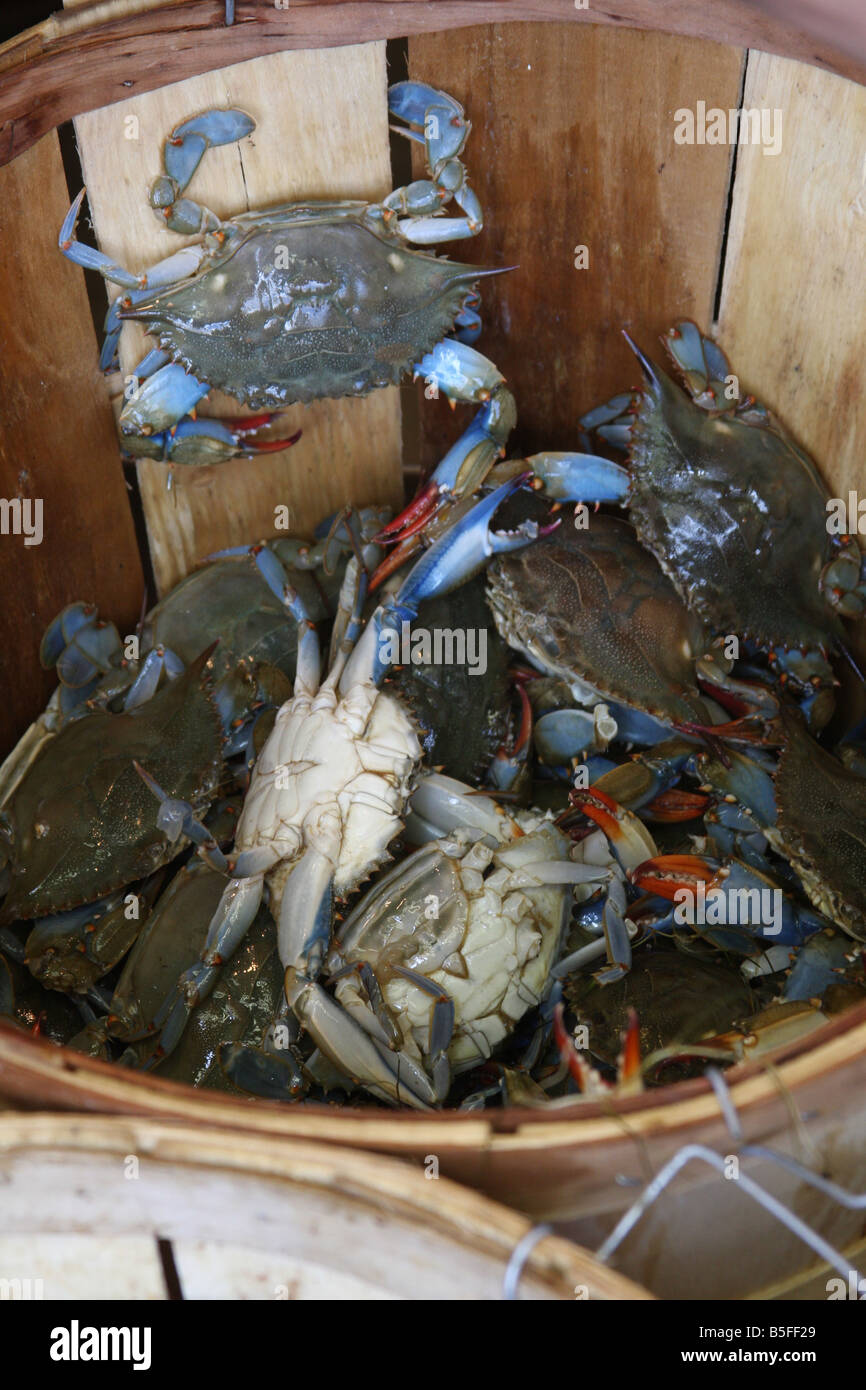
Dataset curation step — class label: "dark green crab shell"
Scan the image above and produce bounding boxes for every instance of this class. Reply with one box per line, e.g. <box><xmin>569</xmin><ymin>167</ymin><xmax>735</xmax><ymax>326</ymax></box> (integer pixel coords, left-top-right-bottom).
<box><xmin>0</xmin><ymin>651</ymin><xmax>223</xmax><ymax>924</ymax></box>
<box><xmin>627</xmin><ymin>360</ymin><xmax>843</xmax><ymax>659</ymax></box>
<box><xmin>124</xmin><ymin>216</ymin><xmax>487</xmax><ymax>406</ymax></box>
<box><xmin>486</xmin><ymin>512</ymin><xmax>712</xmax><ymax>728</ymax></box>
<box><xmin>774</xmin><ymin>706</ymin><xmax>866</xmax><ymax>942</ymax></box>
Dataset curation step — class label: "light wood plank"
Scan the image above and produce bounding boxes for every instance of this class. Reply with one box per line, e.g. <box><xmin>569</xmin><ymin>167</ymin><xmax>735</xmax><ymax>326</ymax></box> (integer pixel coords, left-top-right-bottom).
<box><xmin>72</xmin><ymin>42</ymin><xmax>402</xmax><ymax>593</ymax></box>
<box><xmin>0</xmin><ymin>132</ymin><xmax>144</xmax><ymax>756</ymax></box>
<box><xmin>716</xmin><ymin>52</ymin><xmax>866</xmax><ymax>682</ymax></box>
<box><xmin>408</xmin><ymin>24</ymin><xmax>744</xmax><ymax>475</ymax></box>
<box><xmin>172</xmin><ymin>1240</ymin><xmax>399</xmax><ymax>1300</ymax></box>
<box><xmin>0</xmin><ymin>1233</ymin><xmax>166</xmax><ymax>1299</ymax></box>
<box><xmin>717</xmin><ymin>51</ymin><xmax>866</xmax><ymax>503</ymax></box>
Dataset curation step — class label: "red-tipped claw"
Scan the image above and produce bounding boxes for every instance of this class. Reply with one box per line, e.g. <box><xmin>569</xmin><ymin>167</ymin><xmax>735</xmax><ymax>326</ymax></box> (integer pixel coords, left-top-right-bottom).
<box><xmin>374</xmin><ymin>479</ymin><xmax>443</xmax><ymax>543</ymax></box>
<box><xmin>643</xmin><ymin>789</ymin><xmax>712</xmax><ymax>822</ymax></box>
<box><xmin>630</xmin><ymin>853</ymin><xmax>722</xmax><ymax>900</ymax></box>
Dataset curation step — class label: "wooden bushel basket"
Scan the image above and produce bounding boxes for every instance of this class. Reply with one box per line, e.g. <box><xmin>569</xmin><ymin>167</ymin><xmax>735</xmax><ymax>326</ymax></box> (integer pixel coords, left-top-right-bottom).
<box><xmin>1</xmin><ymin>2</ymin><xmax>866</xmax><ymax>1300</ymax></box>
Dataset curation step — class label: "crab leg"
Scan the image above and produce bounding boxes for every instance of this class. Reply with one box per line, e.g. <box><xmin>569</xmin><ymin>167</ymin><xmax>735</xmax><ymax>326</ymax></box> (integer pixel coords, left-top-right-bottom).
<box><xmin>99</xmin><ymin>246</ymin><xmax>206</xmax><ymax>369</ymax></box>
<box><xmin>286</xmin><ymin>975</ymin><xmax>439</xmax><ymax>1109</ymax></box>
<box><xmin>118</xmin><ymin>361</ymin><xmax>210</xmax><ymax>439</ymax></box>
<box><xmin>386</xmin><ymin>81</ymin><xmax>482</xmax><ymax>243</ymax></box>
<box><xmin>59</xmin><ymin>191</ymin><xmax>145</xmax><ymax>290</ymax></box>
<box><xmin>149</xmin><ymin>108</ymin><xmax>255</xmax><ymax>235</ymax></box>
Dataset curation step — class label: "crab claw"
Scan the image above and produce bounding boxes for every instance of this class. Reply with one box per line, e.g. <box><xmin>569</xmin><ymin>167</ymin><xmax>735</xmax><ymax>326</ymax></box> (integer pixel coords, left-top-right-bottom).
<box><xmin>643</xmin><ymin>789</ymin><xmax>712</xmax><ymax>822</ymax></box>
<box><xmin>629</xmin><ymin>853</ymin><xmax>722</xmax><ymax>900</ymax></box>
<box><xmin>340</xmin><ymin>476</ymin><xmax>544</xmax><ymax>691</ymax></box>
<box><xmin>569</xmin><ymin>787</ymin><xmax>657</xmax><ymax>875</ymax></box>
<box><xmin>488</xmin><ymin>678</ymin><xmax>533</xmax><ymax>792</ymax></box>
<box><xmin>376</xmin><ymin>387</ymin><xmax>517</xmax><ymax>557</ymax></box>
<box><xmin>394</xmin><ymin>474</ymin><xmax>544</xmax><ymax>616</ymax></box>
<box><xmin>618</xmin><ymin>1008</ymin><xmax>642</xmax><ymax>1087</ymax></box>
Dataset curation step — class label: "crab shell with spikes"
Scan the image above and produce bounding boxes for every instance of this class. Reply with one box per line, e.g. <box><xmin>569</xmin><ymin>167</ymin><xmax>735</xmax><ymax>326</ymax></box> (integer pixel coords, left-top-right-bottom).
<box><xmin>382</xmin><ymin>320</ymin><xmax>865</xmax><ymax>699</ymax></box>
<box><xmin>58</xmin><ymin>85</ymin><xmax>515</xmax><ymax>467</ymax></box>
<box><xmin>130</xmin><ymin>480</ymin><xmax>551</xmax><ymax>1089</ymax></box>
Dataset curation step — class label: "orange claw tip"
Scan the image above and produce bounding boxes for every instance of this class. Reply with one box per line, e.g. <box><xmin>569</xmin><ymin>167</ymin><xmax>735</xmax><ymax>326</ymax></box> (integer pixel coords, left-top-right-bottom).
<box><xmin>552</xmin><ymin>1002</ymin><xmax>585</xmax><ymax>1092</ymax></box>
<box><xmin>374</xmin><ymin>480</ymin><xmax>441</xmax><ymax>542</ymax></box>
<box><xmin>644</xmin><ymin>789</ymin><xmax>711</xmax><ymax>822</ymax></box>
<box><xmin>570</xmin><ymin>787</ymin><xmax>624</xmax><ymax>840</ymax></box>
<box><xmin>619</xmin><ymin>1008</ymin><xmax>641</xmax><ymax>1082</ymax></box>
<box><xmin>630</xmin><ymin>853</ymin><xmax>720</xmax><ymax>900</ymax></box>
<box><xmin>221</xmin><ymin>411</ymin><xmax>277</xmax><ymax>431</ymax></box>
<box><xmin>247</xmin><ymin>428</ymin><xmax>302</xmax><ymax>454</ymax></box>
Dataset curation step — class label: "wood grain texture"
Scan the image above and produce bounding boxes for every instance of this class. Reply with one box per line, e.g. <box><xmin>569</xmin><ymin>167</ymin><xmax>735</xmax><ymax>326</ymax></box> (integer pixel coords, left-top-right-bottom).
<box><xmin>717</xmin><ymin>52</ymin><xmax>866</xmax><ymax>503</ymax></box>
<box><xmin>716</xmin><ymin>51</ymin><xmax>866</xmax><ymax>684</ymax></box>
<box><xmin>72</xmin><ymin>42</ymin><xmax>403</xmax><ymax>593</ymax></box>
<box><xmin>0</xmin><ymin>133</ymin><xmax>144</xmax><ymax>755</ymax></box>
<box><xmin>1</xmin><ymin>1009</ymin><xmax>866</xmax><ymax>1297</ymax></box>
<box><xmin>408</xmin><ymin>24</ymin><xmax>744</xmax><ymax>473</ymax></box>
<box><xmin>0</xmin><ymin>1114</ymin><xmax>652</xmax><ymax>1300</ymax></box>
<box><xmin>1</xmin><ymin>1</ymin><xmax>865</xmax><ymax>169</ymax></box>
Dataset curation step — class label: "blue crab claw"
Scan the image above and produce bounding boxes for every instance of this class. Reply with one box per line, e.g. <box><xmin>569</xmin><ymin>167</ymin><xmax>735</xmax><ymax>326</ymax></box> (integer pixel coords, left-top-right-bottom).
<box><xmin>631</xmin><ymin>853</ymin><xmax>827</xmax><ymax>949</ymax></box>
<box><xmin>388</xmin><ymin>81</ymin><xmax>469</xmax><ymax>172</ymax></box>
<box><xmin>375</xmin><ymin>390</ymin><xmax>517</xmax><ymax>553</ymax></box>
<box><xmin>133</xmin><ymin>760</ymin><xmax>229</xmax><ymax>873</ymax></box>
<box><xmin>118</xmin><ymin>362</ymin><xmax>210</xmax><ymax>439</ymax></box>
<box><xmin>488</xmin><ymin>678</ymin><xmax>533</xmax><ymax>792</ymax></box>
<box><xmin>160</xmin><ymin>109</ymin><xmax>255</xmax><ymax>197</ymax></box>
<box><xmin>663</xmin><ymin>320</ymin><xmax>734</xmax><ymax>412</ymax></box>
<box><xmin>39</xmin><ymin>602</ymin><xmax>98</xmax><ymax>670</ymax></box>
<box><xmin>342</xmin><ymin>477</ymin><xmax>544</xmax><ymax>690</ymax></box>
<box><xmin>526</xmin><ymin>451</ymin><xmax>631</xmax><ymax>505</ymax></box>
<box><xmin>692</xmin><ymin>745</ymin><xmax>779</xmax><ymax>831</ymax></box>
<box><xmin>122</xmin><ymin>415</ymin><xmax>302</xmax><ymax>467</ymax></box>
<box><xmin>394</xmin><ymin>474</ymin><xmax>542</xmax><ymax>614</ymax></box>
<box><xmin>570</xmin><ymin>787</ymin><xmax>658</xmax><ymax>876</ymax></box>
<box><xmin>415</xmin><ymin>338</ymin><xmax>505</xmax><ymax>408</ymax></box>
<box><xmin>59</xmin><ymin>190</ymin><xmax>143</xmax><ymax>291</ymax></box>
<box><xmin>783</xmin><ymin>928</ymin><xmax>860</xmax><ymax>1002</ymax></box>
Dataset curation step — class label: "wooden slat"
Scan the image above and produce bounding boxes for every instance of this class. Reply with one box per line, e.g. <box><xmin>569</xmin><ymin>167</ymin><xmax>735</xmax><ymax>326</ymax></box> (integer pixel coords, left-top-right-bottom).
<box><xmin>0</xmin><ymin>1115</ymin><xmax>652</xmax><ymax>1300</ymax></box>
<box><xmin>0</xmin><ymin>1233</ymin><xmax>167</xmax><ymax>1299</ymax></box>
<box><xmin>716</xmin><ymin>52</ymin><xmax>866</xmax><ymax>681</ymax></box>
<box><xmin>408</xmin><ymin>23</ymin><xmax>744</xmax><ymax>474</ymax></box>
<box><xmin>0</xmin><ymin>132</ymin><xmax>144</xmax><ymax>755</ymax></box>
<box><xmin>717</xmin><ymin>52</ymin><xmax>866</xmax><ymax>505</ymax></box>
<box><xmin>2</xmin><ymin>1</ymin><xmax>866</xmax><ymax>170</ymax></box>
<box><xmin>72</xmin><ymin>42</ymin><xmax>402</xmax><ymax>593</ymax></box>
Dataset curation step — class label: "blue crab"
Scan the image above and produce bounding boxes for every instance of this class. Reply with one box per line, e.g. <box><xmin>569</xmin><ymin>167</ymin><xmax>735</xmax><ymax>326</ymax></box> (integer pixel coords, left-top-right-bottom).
<box><xmin>486</xmin><ymin>508</ymin><xmax>716</xmax><ymax>756</ymax></box>
<box><xmin>59</xmin><ymin>86</ymin><xmax>515</xmax><ymax>467</ymax></box>
<box><xmin>129</xmin><ymin>482</ymin><xmax>544</xmax><ymax>1067</ymax></box>
<box><xmin>0</xmin><ymin>649</ymin><xmax>223</xmax><ymax>925</ymax></box>
<box><xmin>384</xmin><ymin>322</ymin><xmax>865</xmax><ymax>696</ymax></box>
<box><xmin>0</xmin><ymin>518</ymin><xmax>379</xmax><ymax>814</ymax></box>
<box><xmin>299</xmin><ymin>806</ymin><xmax>608</xmax><ymax>1109</ymax></box>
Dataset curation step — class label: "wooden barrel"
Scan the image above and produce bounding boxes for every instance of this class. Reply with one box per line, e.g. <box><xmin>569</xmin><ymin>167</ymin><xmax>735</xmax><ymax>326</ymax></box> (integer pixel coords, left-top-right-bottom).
<box><xmin>1</xmin><ymin>2</ymin><xmax>865</xmax><ymax>1300</ymax></box>
<box><xmin>0</xmin><ymin>1111</ymin><xmax>650</xmax><ymax>1299</ymax></box>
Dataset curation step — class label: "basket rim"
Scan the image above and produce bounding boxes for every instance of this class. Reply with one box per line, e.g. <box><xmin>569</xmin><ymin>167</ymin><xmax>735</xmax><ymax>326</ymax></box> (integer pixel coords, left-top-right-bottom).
<box><xmin>2</xmin><ymin>998</ymin><xmax>865</xmax><ymax>1145</ymax></box>
<box><xmin>1</xmin><ymin>0</ymin><xmax>865</xmax><ymax>170</ymax></box>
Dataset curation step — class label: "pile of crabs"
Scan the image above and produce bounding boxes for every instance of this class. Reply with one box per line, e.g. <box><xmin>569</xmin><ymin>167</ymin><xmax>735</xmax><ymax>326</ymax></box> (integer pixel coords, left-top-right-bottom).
<box><xmin>1</xmin><ymin>84</ymin><xmax>864</xmax><ymax>1112</ymax></box>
